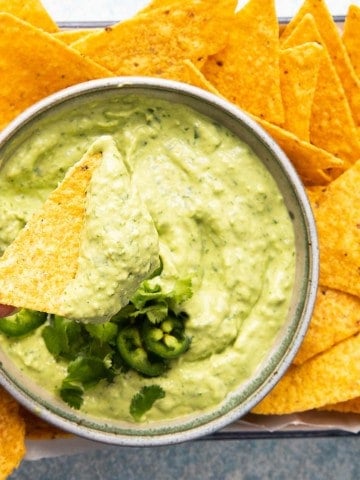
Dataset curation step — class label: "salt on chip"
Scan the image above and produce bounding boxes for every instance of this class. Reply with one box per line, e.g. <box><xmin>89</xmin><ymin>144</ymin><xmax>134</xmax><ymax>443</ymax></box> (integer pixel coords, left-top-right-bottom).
<box><xmin>281</xmin><ymin>13</ymin><xmax>360</xmax><ymax>164</ymax></box>
<box><xmin>280</xmin><ymin>0</ymin><xmax>360</xmax><ymax>126</ymax></box>
<box><xmin>252</xmin><ymin>333</ymin><xmax>360</xmax><ymax>415</ymax></box>
<box><xmin>252</xmin><ymin>115</ymin><xmax>345</xmax><ymax>185</ymax></box>
<box><xmin>0</xmin><ymin>387</ymin><xmax>25</xmax><ymax>479</ymax></box>
<box><xmin>0</xmin><ymin>0</ymin><xmax>58</xmax><ymax>32</ymax></box>
<box><xmin>343</xmin><ymin>5</ymin><xmax>360</xmax><ymax>80</ymax></box>
<box><xmin>202</xmin><ymin>0</ymin><xmax>284</xmax><ymax>125</ymax></box>
<box><xmin>0</xmin><ymin>13</ymin><xmax>113</xmax><ymax>130</ymax></box>
<box><xmin>280</xmin><ymin>42</ymin><xmax>323</xmax><ymax>141</ymax></box>
<box><xmin>314</xmin><ymin>159</ymin><xmax>360</xmax><ymax>297</ymax></box>
<box><xmin>0</xmin><ymin>146</ymin><xmax>102</xmax><ymax>313</ymax></box>
<box><xmin>293</xmin><ymin>287</ymin><xmax>360</xmax><ymax>365</ymax></box>
<box><xmin>72</xmin><ymin>0</ymin><xmax>236</xmax><ymax>77</ymax></box>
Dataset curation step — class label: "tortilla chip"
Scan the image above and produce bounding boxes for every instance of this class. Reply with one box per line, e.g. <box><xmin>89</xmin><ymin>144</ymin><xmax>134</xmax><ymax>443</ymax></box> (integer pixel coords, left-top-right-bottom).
<box><xmin>343</xmin><ymin>5</ymin><xmax>360</xmax><ymax>80</ymax></box>
<box><xmin>20</xmin><ymin>408</ymin><xmax>70</xmax><ymax>440</ymax></box>
<box><xmin>0</xmin><ymin>13</ymin><xmax>114</xmax><ymax>130</ymax></box>
<box><xmin>280</xmin><ymin>42</ymin><xmax>323</xmax><ymax>141</ymax></box>
<box><xmin>293</xmin><ymin>287</ymin><xmax>360</xmax><ymax>365</ymax></box>
<box><xmin>139</xmin><ymin>0</ymin><xmax>180</xmax><ymax>13</ymax></box>
<box><xmin>320</xmin><ymin>397</ymin><xmax>360</xmax><ymax>414</ymax></box>
<box><xmin>0</xmin><ymin>0</ymin><xmax>58</xmax><ymax>32</ymax></box>
<box><xmin>281</xmin><ymin>14</ymin><xmax>360</xmax><ymax>164</ymax></box>
<box><xmin>0</xmin><ymin>387</ymin><xmax>26</xmax><ymax>479</ymax></box>
<box><xmin>202</xmin><ymin>0</ymin><xmax>284</xmax><ymax>125</ymax></box>
<box><xmin>53</xmin><ymin>28</ymin><xmax>101</xmax><ymax>45</ymax></box>
<box><xmin>252</xmin><ymin>333</ymin><xmax>360</xmax><ymax>414</ymax></box>
<box><xmin>0</xmin><ymin>146</ymin><xmax>102</xmax><ymax>313</ymax></box>
<box><xmin>253</xmin><ymin>115</ymin><xmax>346</xmax><ymax>185</ymax></box>
<box><xmin>165</xmin><ymin>59</ymin><xmax>224</xmax><ymax>95</ymax></box>
<box><xmin>72</xmin><ymin>0</ymin><xmax>236</xmax><ymax>77</ymax></box>
<box><xmin>280</xmin><ymin>0</ymin><xmax>360</xmax><ymax>126</ymax></box>
<box><xmin>314</xmin><ymin>159</ymin><xmax>360</xmax><ymax>297</ymax></box>
<box><xmin>305</xmin><ymin>185</ymin><xmax>327</xmax><ymax>208</ymax></box>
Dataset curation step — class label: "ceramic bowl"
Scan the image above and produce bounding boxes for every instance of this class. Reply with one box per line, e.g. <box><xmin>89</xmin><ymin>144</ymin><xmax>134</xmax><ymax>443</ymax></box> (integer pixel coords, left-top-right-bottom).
<box><xmin>0</xmin><ymin>77</ymin><xmax>318</xmax><ymax>446</ymax></box>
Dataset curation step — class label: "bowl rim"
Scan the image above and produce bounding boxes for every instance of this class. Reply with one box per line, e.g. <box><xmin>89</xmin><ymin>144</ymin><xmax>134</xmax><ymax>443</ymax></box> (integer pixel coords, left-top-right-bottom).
<box><xmin>0</xmin><ymin>76</ymin><xmax>319</xmax><ymax>446</ymax></box>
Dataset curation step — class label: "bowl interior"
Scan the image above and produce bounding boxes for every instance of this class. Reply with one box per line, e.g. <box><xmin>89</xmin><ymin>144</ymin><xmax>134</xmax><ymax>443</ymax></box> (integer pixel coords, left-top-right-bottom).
<box><xmin>0</xmin><ymin>78</ymin><xmax>318</xmax><ymax>445</ymax></box>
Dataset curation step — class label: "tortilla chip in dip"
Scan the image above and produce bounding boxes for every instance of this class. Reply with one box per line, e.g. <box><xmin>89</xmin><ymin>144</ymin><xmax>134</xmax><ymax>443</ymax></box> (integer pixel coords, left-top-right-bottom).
<box><xmin>0</xmin><ymin>136</ymin><xmax>160</xmax><ymax>321</ymax></box>
<box><xmin>0</xmin><ymin>144</ymin><xmax>102</xmax><ymax>315</ymax></box>
<box><xmin>202</xmin><ymin>0</ymin><xmax>284</xmax><ymax>125</ymax></box>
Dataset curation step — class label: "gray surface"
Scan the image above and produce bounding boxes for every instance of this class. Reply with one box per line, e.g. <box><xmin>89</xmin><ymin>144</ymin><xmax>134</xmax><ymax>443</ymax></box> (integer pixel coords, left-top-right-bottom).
<box><xmin>8</xmin><ymin>437</ymin><xmax>360</xmax><ymax>479</ymax></box>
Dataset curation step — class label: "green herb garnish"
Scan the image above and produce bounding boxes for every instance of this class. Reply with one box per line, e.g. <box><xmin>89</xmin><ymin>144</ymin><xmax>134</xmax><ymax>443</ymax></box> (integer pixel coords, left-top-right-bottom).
<box><xmin>1</xmin><ymin>266</ymin><xmax>193</xmax><ymax>417</ymax></box>
<box><xmin>60</xmin><ymin>356</ymin><xmax>114</xmax><ymax>409</ymax></box>
<box><xmin>130</xmin><ymin>385</ymin><xmax>165</xmax><ymax>421</ymax></box>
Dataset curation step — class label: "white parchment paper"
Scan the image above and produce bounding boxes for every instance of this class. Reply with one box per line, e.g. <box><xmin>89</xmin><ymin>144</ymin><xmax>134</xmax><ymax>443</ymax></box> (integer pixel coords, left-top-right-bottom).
<box><xmin>24</xmin><ymin>412</ymin><xmax>360</xmax><ymax>460</ymax></box>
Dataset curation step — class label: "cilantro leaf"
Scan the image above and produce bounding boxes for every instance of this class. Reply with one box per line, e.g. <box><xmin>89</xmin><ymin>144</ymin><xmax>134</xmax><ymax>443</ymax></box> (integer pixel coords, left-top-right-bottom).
<box><xmin>85</xmin><ymin>322</ymin><xmax>118</xmax><ymax>344</ymax></box>
<box><xmin>60</xmin><ymin>356</ymin><xmax>113</xmax><ymax>409</ymax></box>
<box><xmin>117</xmin><ymin>277</ymin><xmax>193</xmax><ymax>325</ymax></box>
<box><xmin>60</xmin><ymin>382</ymin><xmax>84</xmax><ymax>409</ymax></box>
<box><xmin>130</xmin><ymin>385</ymin><xmax>165</xmax><ymax>421</ymax></box>
<box><xmin>42</xmin><ymin>315</ymin><xmax>85</xmax><ymax>360</ymax></box>
<box><xmin>169</xmin><ymin>278</ymin><xmax>193</xmax><ymax>308</ymax></box>
<box><xmin>130</xmin><ymin>282</ymin><xmax>163</xmax><ymax>309</ymax></box>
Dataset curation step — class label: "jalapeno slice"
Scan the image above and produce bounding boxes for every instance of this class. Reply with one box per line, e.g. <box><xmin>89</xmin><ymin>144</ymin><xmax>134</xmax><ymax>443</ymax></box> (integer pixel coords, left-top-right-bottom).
<box><xmin>142</xmin><ymin>316</ymin><xmax>190</xmax><ymax>359</ymax></box>
<box><xmin>0</xmin><ymin>309</ymin><xmax>47</xmax><ymax>337</ymax></box>
<box><xmin>116</xmin><ymin>325</ymin><xmax>166</xmax><ymax>377</ymax></box>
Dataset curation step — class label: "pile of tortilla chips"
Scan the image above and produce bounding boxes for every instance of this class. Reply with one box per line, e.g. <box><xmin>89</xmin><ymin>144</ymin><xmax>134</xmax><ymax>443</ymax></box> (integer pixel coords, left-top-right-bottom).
<box><xmin>2</xmin><ymin>0</ymin><xmax>360</xmax><ymax>476</ymax></box>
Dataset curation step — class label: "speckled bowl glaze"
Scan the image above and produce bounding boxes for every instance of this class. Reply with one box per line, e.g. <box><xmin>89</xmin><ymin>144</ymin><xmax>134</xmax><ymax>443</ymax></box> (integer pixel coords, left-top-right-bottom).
<box><xmin>0</xmin><ymin>77</ymin><xmax>318</xmax><ymax>446</ymax></box>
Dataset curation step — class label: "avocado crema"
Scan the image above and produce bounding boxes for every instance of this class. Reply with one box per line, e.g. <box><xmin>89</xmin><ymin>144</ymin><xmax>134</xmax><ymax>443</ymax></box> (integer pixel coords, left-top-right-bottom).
<box><xmin>60</xmin><ymin>135</ymin><xmax>160</xmax><ymax>322</ymax></box>
<box><xmin>0</xmin><ymin>94</ymin><xmax>296</xmax><ymax>422</ymax></box>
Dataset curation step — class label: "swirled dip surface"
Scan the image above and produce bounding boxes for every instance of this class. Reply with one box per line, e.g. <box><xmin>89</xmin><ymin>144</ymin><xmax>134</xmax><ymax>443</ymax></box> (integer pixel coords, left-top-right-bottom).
<box><xmin>0</xmin><ymin>94</ymin><xmax>295</xmax><ymax>421</ymax></box>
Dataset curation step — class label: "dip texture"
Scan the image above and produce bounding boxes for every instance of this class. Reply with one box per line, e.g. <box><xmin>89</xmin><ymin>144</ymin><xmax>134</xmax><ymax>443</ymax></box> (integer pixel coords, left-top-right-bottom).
<box><xmin>59</xmin><ymin>135</ymin><xmax>160</xmax><ymax>322</ymax></box>
<box><xmin>0</xmin><ymin>94</ymin><xmax>295</xmax><ymax>422</ymax></box>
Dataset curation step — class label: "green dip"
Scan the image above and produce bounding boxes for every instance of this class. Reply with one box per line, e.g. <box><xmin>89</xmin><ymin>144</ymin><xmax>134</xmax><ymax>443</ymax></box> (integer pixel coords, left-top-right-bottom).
<box><xmin>59</xmin><ymin>135</ymin><xmax>160</xmax><ymax>322</ymax></box>
<box><xmin>0</xmin><ymin>94</ymin><xmax>295</xmax><ymax>422</ymax></box>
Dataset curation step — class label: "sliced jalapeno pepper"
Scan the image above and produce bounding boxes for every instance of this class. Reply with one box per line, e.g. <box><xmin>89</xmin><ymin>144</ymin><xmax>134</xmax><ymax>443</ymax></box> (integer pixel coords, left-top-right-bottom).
<box><xmin>116</xmin><ymin>325</ymin><xmax>166</xmax><ymax>377</ymax></box>
<box><xmin>142</xmin><ymin>316</ymin><xmax>190</xmax><ymax>359</ymax></box>
<box><xmin>0</xmin><ymin>309</ymin><xmax>47</xmax><ymax>337</ymax></box>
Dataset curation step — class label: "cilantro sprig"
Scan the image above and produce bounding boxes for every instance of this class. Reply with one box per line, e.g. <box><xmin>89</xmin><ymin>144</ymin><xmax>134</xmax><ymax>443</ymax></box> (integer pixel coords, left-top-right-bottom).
<box><xmin>130</xmin><ymin>385</ymin><xmax>165</xmax><ymax>421</ymax></box>
<box><xmin>36</xmin><ymin>265</ymin><xmax>193</xmax><ymax>415</ymax></box>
